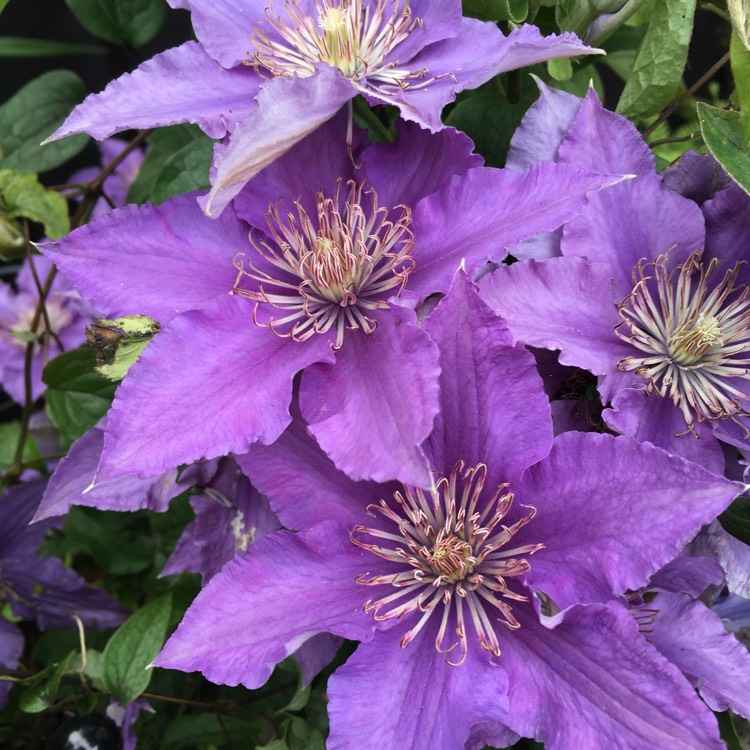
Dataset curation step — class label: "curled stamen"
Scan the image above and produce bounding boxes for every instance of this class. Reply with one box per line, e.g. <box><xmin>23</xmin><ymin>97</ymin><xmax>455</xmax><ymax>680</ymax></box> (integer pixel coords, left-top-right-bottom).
<box><xmin>248</xmin><ymin>0</ymin><xmax>455</xmax><ymax>95</ymax></box>
<box><xmin>232</xmin><ymin>179</ymin><xmax>414</xmax><ymax>350</ymax></box>
<box><xmin>352</xmin><ymin>461</ymin><xmax>544</xmax><ymax>665</ymax></box>
<box><xmin>616</xmin><ymin>251</ymin><xmax>750</xmax><ymax>434</ymax></box>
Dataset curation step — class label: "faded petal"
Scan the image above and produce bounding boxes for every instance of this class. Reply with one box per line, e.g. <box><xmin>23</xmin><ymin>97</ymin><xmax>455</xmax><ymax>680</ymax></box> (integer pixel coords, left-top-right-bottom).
<box><xmin>0</xmin><ymin>619</ymin><xmax>22</xmax><ymax>709</ymax></box>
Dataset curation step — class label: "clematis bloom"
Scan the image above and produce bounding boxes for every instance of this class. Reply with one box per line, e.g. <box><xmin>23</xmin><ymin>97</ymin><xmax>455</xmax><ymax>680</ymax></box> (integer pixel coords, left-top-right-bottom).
<box><xmin>480</xmin><ymin>85</ymin><xmax>750</xmax><ymax>472</ymax></box>
<box><xmin>48</xmin><ymin>0</ymin><xmax>600</xmax><ymax>215</ymax></box>
<box><xmin>154</xmin><ymin>274</ymin><xmax>742</xmax><ymax>750</ymax></box>
<box><xmin>43</xmin><ymin>118</ymin><xmax>615</xmax><ymax>486</ymax></box>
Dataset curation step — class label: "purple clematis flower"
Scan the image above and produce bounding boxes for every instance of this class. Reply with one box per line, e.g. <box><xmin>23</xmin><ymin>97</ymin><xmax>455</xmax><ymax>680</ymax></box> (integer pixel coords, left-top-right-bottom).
<box><xmin>162</xmin><ymin>457</ymin><xmax>281</xmax><ymax>583</ymax></box>
<box><xmin>43</xmin><ymin>117</ymin><xmax>614</xmax><ymax>487</ymax></box>
<box><xmin>49</xmin><ymin>0</ymin><xmax>600</xmax><ymax>216</ymax></box>
<box><xmin>154</xmin><ymin>273</ymin><xmax>741</xmax><ymax>749</ymax></box>
<box><xmin>0</xmin><ymin>255</ymin><xmax>89</xmax><ymax>404</ymax></box>
<box><xmin>479</xmin><ymin>84</ymin><xmax>750</xmax><ymax>472</ymax></box>
<box><xmin>628</xmin><ymin>554</ymin><xmax>750</xmax><ymax>719</ymax></box>
<box><xmin>0</xmin><ymin>478</ymin><xmax>127</xmax><ymax>707</ymax></box>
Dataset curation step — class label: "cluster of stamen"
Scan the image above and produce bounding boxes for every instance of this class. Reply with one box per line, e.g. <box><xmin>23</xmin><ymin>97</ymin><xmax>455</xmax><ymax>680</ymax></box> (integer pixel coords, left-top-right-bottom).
<box><xmin>231</xmin><ymin>179</ymin><xmax>414</xmax><ymax>350</ymax></box>
<box><xmin>616</xmin><ymin>251</ymin><xmax>750</xmax><ymax>434</ymax></box>
<box><xmin>351</xmin><ymin>461</ymin><xmax>543</xmax><ymax>666</ymax></box>
<box><xmin>249</xmin><ymin>0</ymin><xmax>450</xmax><ymax>94</ymax></box>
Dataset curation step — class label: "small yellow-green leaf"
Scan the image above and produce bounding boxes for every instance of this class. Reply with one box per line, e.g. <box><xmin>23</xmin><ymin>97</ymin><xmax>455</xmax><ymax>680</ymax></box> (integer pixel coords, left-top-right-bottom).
<box><xmin>86</xmin><ymin>315</ymin><xmax>161</xmax><ymax>382</ymax></box>
<box><xmin>697</xmin><ymin>103</ymin><xmax>750</xmax><ymax>196</ymax></box>
<box><xmin>0</xmin><ymin>169</ymin><xmax>70</xmax><ymax>239</ymax></box>
<box><xmin>617</xmin><ymin>0</ymin><xmax>697</xmax><ymax>120</ymax></box>
<box><xmin>547</xmin><ymin>57</ymin><xmax>573</xmax><ymax>81</ymax></box>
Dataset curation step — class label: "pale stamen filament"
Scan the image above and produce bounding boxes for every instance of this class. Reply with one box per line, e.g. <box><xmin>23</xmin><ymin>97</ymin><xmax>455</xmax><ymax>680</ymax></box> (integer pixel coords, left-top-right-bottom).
<box><xmin>352</xmin><ymin>460</ymin><xmax>543</xmax><ymax>666</ymax></box>
<box><xmin>616</xmin><ymin>251</ymin><xmax>750</xmax><ymax>435</ymax></box>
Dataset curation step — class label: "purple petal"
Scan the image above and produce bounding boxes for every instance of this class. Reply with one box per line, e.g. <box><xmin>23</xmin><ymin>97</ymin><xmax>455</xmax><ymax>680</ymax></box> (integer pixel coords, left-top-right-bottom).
<box><xmin>41</xmin><ymin>195</ymin><xmax>247</xmax><ymax>324</ymax></box>
<box><xmin>411</xmin><ymin>162</ymin><xmax>620</xmax><ymax>294</ymax></box>
<box><xmin>294</xmin><ymin>633</ymin><xmax>343</xmax><ymax>686</ymax></box>
<box><xmin>604</xmin><ymin>386</ymin><xmax>725</xmax><ymax>474</ymax></box>
<box><xmin>236</xmin><ymin>415</ymin><xmax>389</xmax><ymax>532</ymax></box>
<box><xmin>648</xmin><ymin>555</ymin><xmax>724</xmax><ymax>597</ymax></box>
<box><xmin>162</xmin><ymin>458</ymin><xmax>281</xmax><ymax>582</ymax></box>
<box><xmin>422</xmin><ymin>272</ymin><xmax>552</xmax><ymax>488</ymax></box>
<box><xmin>233</xmin><ymin>110</ymin><xmax>357</xmax><ymax>230</ymax></box>
<box><xmin>558</xmin><ymin>88</ymin><xmax>654</xmax><ymax>175</ymax></box>
<box><xmin>384</xmin><ymin>0</ymin><xmax>462</xmax><ymax>62</ymax></box>
<box><xmin>499</xmin><ymin>603</ymin><xmax>724</xmax><ymax>749</ymax></box>
<box><xmin>299</xmin><ymin>304</ymin><xmax>438</xmax><ymax>487</ymax></box>
<box><xmin>362</xmin><ymin>122</ymin><xmax>482</xmax><ymax>210</ymax></box>
<box><xmin>698</xmin><ymin>522</ymin><xmax>750</xmax><ymax>599</ymax></box>
<box><xmin>35</xmin><ymin>422</ymin><xmax>182</xmax><ymax>521</ymax></box>
<box><xmin>154</xmin><ymin>522</ymin><xmax>380</xmax><ymax>688</ymax></box>
<box><xmin>506</xmin><ymin>79</ymin><xmax>583</xmax><ymax>171</ymax></box>
<box><xmin>201</xmin><ymin>69</ymin><xmax>355</xmax><ymax>217</ymax></box>
<box><xmin>0</xmin><ymin>479</ymin><xmax>54</xmax><ymax>557</ymax></box>
<box><xmin>648</xmin><ymin>592</ymin><xmax>750</xmax><ymax>717</ymax></box>
<box><xmin>662</xmin><ymin>150</ymin><xmax>730</xmax><ymax>205</ymax></box>
<box><xmin>8</xmin><ymin>556</ymin><xmax>127</xmax><ymax>630</ymax></box>
<box><xmin>172</xmin><ymin>0</ymin><xmax>269</xmax><ymax>68</ymax></box>
<box><xmin>101</xmin><ymin>294</ymin><xmax>335</xmax><ymax>478</ymax></box>
<box><xmin>519</xmin><ymin>432</ymin><xmax>742</xmax><ymax>608</ymax></box>
<box><xmin>0</xmin><ymin>619</ymin><xmax>22</xmax><ymax>709</ymax></box>
<box><xmin>703</xmin><ymin>180</ymin><xmax>750</xmax><ymax>285</ymax></box>
<box><xmin>327</xmin><ymin>622</ymin><xmax>508</xmax><ymax>750</ymax></box>
<box><xmin>478</xmin><ymin>257</ymin><xmax>632</xmax><ymax>393</ymax></box>
<box><xmin>383</xmin><ymin>24</ymin><xmax>598</xmax><ymax>132</ymax></box>
<box><xmin>49</xmin><ymin>43</ymin><xmax>256</xmax><ymax>142</ymax></box>
<box><xmin>561</xmin><ymin>175</ymin><xmax>705</xmax><ymax>298</ymax></box>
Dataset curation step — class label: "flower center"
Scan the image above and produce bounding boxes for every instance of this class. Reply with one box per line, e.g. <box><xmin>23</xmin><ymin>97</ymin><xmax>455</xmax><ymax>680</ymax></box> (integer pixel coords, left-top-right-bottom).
<box><xmin>231</xmin><ymin>179</ymin><xmax>415</xmax><ymax>350</ymax></box>
<box><xmin>249</xmin><ymin>0</ymin><xmax>438</xmax><ymax>93</ymax></box>
<box><xmin>351</xmin><ymin>461</ymin><xmax>544</xmax><ymax>666</ymax></box>
<box><xmin>616</xmin><ymin>251</ymin><xmax>750</xmax><ymax>434</ymax></box>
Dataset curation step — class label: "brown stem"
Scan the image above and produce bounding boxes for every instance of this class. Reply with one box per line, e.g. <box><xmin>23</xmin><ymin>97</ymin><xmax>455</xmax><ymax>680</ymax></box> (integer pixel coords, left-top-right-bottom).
<box><xmin>642</xmin><ymin>51</ymin><xmax>730</xmax><ymax>138</ymax></box>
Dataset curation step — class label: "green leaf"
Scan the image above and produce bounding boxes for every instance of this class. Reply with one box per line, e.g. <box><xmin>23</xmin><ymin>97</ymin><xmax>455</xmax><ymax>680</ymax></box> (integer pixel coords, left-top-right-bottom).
<box><xmin>55</xmin><ymin>507</ymin><xmax>156</xmax><ymax>575</ymax></box>
<box><xmin>0</xmin><ymin>0</ymin><xmax>10</xmax><ymax>15</ymax></box>
<box><xmin>152</xmin><ymin>137</ymin><xmax>213</xmax><ymax>204</ymax></box>
<box><xmin>731</xmin><ymin>33</ymin><xmax>750</xmax><ymax>144</ymax></box>
<box><xmin>445</xmin><ymin>92</ymin><xmax>534</xmax><ymax>168</ymax></box>
<box><xmin>0</xmin><ymin>169</ymin><xmax>70</xmax><ymax>239</ymax></box>
<box><xmin>718</xmin><ymin>494</ymin><xmax>750</xmax><ymax>545</ymax></box>
<box><xmin>0</xmin><ymin>421</ymin><xmax>40</xmax><ymax>472</ymax></box>
<box><xmin>83</xmin><ymin>649</ymin><xmax>107</xmax><ymax>692</ymax></box>
<box><xmin>0</xmin><ymin>37</ymin><xmax>106</xmax><ymax>57</ymax></box>
<box><xmin>697</xmin><ymin>103</ymin><xmax>750</xmax><ymax>196</ymax></box>
<box><xmin>717</xmin><ymin>710</ymin><xmax>744</xmax><ymax>750</ymax></box>
<box><xmin>86</xmin><ymin>315</ymin><xmax>161</xmax><ymax>382</ymax></box>
<box><xmin>43</xmin><ymin>348</ymin><xmax>117</xmax><ymax>446</ymax></box>
<box><xmin>0</xmin><ymin>71</ymin><xmax>88</xmax><ymax>173</ymax></box>
<box><xmin>163</xmin><ymin>714</ymin><xmax>267</xmax><ymax>748</ymax></box>
<box><xmin>729</xmin><ymin>0</ymin><xmax>750</xmax><ymax>51</ymax></box>
<box><xmin>19</xmin><ymin>652</ymin><xmax>76</xmax><ymax>713</ymax></box>
<box><xmin>65</xmin><ymin>0</ymin><xmax>167</xmax><ymax>47</ymax></box>
<box><xmin>616</xmin><ymin>0</ymin><xmax>697</xmax><ymax>119</ymax></box>
<box><xmin>462</xmin><ymin>0</ymin><xmax>528</xmax><ymax>22</ymax></box>
<box><xmin>126</xmin><ymin>125</ymin><xmax>205</xmax><ymax>204</ymax></box>
<box><xmin>102</xmin><ymin>594</ymin><xmax>171</xmax><ymax>704</ymax></box>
